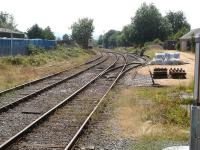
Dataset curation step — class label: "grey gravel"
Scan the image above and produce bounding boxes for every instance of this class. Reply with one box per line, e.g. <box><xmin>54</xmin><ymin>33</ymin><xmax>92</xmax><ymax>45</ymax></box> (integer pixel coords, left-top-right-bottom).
<box><xmin>0</xmin><ymin>53</ymin><xmax>116</xmax><ymax>145</ymax></box>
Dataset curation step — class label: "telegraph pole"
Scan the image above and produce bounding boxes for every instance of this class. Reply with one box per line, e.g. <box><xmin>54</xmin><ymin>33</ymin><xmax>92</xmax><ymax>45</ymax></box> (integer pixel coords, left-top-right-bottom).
<box><xmin>10</xmin><ymin>30</ymin><xmax>13</xmax><ymax>56</ymax></box>
<box><xmin>190</xmin><ymin>36</ymin><xmax>200</xmax><ymax>150</ymax></box>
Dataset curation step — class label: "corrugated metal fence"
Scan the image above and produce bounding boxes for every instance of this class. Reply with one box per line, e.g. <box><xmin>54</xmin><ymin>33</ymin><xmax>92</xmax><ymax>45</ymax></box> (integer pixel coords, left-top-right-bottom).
<box><xmin>0</xmin><ymin>38</ymin><xmax>56</xmax><ymax>56</ymax></box>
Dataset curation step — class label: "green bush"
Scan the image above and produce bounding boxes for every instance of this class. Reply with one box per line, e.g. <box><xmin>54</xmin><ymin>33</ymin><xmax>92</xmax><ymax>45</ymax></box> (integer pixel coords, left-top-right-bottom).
<box><xmin>0</xmin><ymin>46</ymin><xmax>87</xmax><ymax>66</ymax></box>
<box><xmin>28</xmin><ymin>56</ymin><xmax>47</xmax><ymax>66</ymax></box>
<box><xmin>2</xmin><ymin>55</ymin><xmax>28</xmax><ymax>65</ymax></box>
<box><xmin>152</xmin><ymin>38</ymin><xmax>164</xmax><ymax>46</ymax></box>
<box><xmin>28</xmin><ymin>44</ymin><xmax>45</xmax><ymax>55</ymax></box>
<box><xmin>175</xmin><ymin>41</ymin><xmax>180</xmax><ymax>50</ymax></box>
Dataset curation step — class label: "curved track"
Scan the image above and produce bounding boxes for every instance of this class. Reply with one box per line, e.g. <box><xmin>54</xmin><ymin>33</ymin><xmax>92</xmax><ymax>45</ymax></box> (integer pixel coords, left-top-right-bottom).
<box><xmin>0</xmin><ymin>52</ymin><xmax>118</xmax><ymax>149</ymax></box>
<box><xmin>0</xmin><ymin>53</ymin><xmax>107</xmax><ymax>112</ymax></box>
<box><xmin>0</xmin><ymin>50</ymin><xmax>147</xmax><ymax>150</ymax></box>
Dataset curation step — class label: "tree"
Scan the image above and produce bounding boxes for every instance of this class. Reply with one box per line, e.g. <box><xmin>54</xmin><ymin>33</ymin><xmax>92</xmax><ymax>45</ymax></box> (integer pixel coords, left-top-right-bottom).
<box><xmin>27</xmin><ymin>24</ymin><xmax>43</xmax><ymax>39</ymax></box>
<box><xmin>166</xmin><ymin>11</ymin><xmax>190</xmax><ymax>34</ymax></box>
<box><xmin>71</xmin><ymin>18</ymin><xmax>94</xmax><ymax>49</ymax></box>
<box><xmin>98</xmin><ymin>35</ymin><xmax>103</xmax><ymax>46</ymax></box>
<box><xmin>62</xmin><ymin>33</ymin><xmax>71</xmax><ymax>44</ymax></box>
<box><xmin>103</xmin><ymin>30</ymin><xmax>119</xmax><ymax>48</ymax></box>
<box><xmin>42</xmin><ymin>26</ymin><xmax>55</xmax><ymax>40</ymax></box>
<box><xmin>0</xmin><ymin>11</ymin><xmax>17</xmax><ymax>30</ymax></box>
<box><xmin>170</xmin><ymin>26</ymin><xmax>190</xmax><ymax>40</ymax></box>
<box><xmin>132</xmin><ymin>3</ymin><xmax>172</xmax><ymax>44</ymax></box>
<box><xmin>27</xmin><ymin>24</ymin><xmax>55</xmax><ymax>40</ymax></box>
<box><xmin>121</xmin><ymin>24</ymin><xmax>135</xmax><ymax>46</ymax></box>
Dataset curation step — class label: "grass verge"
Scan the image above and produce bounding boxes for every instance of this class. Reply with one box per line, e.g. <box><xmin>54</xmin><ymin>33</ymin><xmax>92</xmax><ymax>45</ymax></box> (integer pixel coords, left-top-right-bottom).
<box><xmin>108</xmin><ymin>85</ymin><xmax>191</xmax><ymax>149</ymax></box>
<box><xmin>0</xmin><ymin>46</ymin><xmax>92</xmax><ymax>90</ymax></box>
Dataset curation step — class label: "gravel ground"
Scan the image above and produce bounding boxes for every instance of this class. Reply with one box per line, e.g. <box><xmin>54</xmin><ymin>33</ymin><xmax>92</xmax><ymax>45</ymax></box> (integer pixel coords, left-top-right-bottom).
<box><xmin>0</xmin><ymin>53</ymin><xmax>117</xmax><ymax>145</ymax></box>
<box><xmin>73</xmin><ymin>66</ymin><xmax>187</xmax><ymax>150</ymax></box>
<box><xmin>7</xmin><ymin>58</ymin><xmax>125</xmax><ymax>150</ymax></box>
<box><xmin>0</xmin><ymin>54</ymin><xmax>107</xmax><ymax>108</ymax></box>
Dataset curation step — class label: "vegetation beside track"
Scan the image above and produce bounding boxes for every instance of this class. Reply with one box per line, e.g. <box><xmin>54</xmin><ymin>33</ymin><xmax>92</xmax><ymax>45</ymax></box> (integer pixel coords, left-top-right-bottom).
<box><xmin>95</xmin><ymin>48</ymin><xmax>193</xmax><ymax>149</ymax></box>
<box><xmin>0</xmin><ymin>46</ymin><xmax>92</xmax><ymax>90</ymax></box>
<box><xmin>108</xmin><ymin>85</ymin><xmax>191</xmax><ymax>149</ymax></box>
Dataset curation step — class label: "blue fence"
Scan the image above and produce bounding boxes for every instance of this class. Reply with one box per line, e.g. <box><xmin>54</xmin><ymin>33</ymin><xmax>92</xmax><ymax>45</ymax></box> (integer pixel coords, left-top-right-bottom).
<box><xmin>0</xmin><ymin>38</ymin><xmax>56</xmax><ymax>56</ymax></box>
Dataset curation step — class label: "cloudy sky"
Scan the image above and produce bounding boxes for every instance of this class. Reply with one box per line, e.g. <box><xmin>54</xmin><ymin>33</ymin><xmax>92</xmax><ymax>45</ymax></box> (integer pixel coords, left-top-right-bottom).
<box><xmin>0</xmin><ymin>0</ymin><xmax>199</xmax><ymax>39</ymax></box>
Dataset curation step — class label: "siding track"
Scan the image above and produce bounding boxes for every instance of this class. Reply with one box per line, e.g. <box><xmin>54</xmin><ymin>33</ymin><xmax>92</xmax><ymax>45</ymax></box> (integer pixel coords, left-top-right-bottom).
<box><xmin>0</xmin><ymin>50</ymin><xmax>146</xmax><ymax>150</ymax></box>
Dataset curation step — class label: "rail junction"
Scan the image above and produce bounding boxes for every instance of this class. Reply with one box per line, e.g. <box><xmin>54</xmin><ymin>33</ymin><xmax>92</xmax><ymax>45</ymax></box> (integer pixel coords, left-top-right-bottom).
<box><xmin>0</xmin><ymin>49</ymin><xmax>150</xmax><ymax>150</ymax></box>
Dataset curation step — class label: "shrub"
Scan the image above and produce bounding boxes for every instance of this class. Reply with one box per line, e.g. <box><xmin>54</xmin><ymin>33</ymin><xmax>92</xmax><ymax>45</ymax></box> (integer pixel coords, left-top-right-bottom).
<box><xmin>28</xmin><ymin>56</ymin><xmax>47</xmax><ymax>66</ymax></box>
<box><xmin>2</xmin><ymin>55</ymin><xmax>28</xmax><ymax>65</ymax></box>
<box><xmin>175</xmin><ymin>41</ymin><xmax>180</xmax><ymax>50</ymax></box>
<box><xmin>152</xmin><ymin>38</ymin><xmax>164</xmax><ymax>46</ymax></box>
<box><xmin>28</xmin><ymin>44</ymin><xmax>45</xmax><ymax>55</ymax></box>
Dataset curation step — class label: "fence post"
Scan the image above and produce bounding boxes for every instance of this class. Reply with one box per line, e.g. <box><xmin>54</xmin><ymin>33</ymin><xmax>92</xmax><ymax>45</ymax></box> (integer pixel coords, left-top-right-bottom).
<box><xmin>190</xmin><ymin>36</ymin><xmax>200</xmax><ymax>150</ymax></box>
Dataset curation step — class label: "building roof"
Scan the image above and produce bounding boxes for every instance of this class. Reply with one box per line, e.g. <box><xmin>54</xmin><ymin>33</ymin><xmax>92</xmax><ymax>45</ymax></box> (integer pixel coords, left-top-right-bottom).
<box><xmin>180</xmin><ymin>28</ymin><xmax>200</xmax><ymax>40</ymax></box>
<box><xmin>0</xmin><ymin>28</ymin><xmax>24</xmax><ymax>35</ymax></box>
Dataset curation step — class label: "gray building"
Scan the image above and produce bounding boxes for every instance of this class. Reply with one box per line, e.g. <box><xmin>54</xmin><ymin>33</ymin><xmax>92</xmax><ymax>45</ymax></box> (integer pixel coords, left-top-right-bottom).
<box><xmin>180</xmin><ymin>28</ymin><xmax>200</xmax><ymax>51</ymax></box>
<box><xmin>0</xmin><ymin>28</ymin><xmax>25</xmax><ymax>38</ymax></box>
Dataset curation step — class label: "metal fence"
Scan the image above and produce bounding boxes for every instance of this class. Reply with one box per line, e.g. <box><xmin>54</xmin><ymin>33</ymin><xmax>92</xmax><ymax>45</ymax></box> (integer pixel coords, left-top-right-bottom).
<box><xmin>0</xmin><ymin>38</ymin><xmax>56</xmax><ymax>56</ymax></box>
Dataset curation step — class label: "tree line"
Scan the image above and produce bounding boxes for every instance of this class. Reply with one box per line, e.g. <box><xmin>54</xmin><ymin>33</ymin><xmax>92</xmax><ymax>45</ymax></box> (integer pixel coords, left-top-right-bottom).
<box><xmin>98</xmin><ymin>3</ymin><xmax>190</xmax><ymax>48</ymax></box>
<box><xmin>0</xmin><ymin>11</ymin><xmax>94</xmax><ymax>49</ymax></box>
<box><xmin>0</xmin><ymin>3</ymin><xmax>191</xmax><ymax>49</ymax></box>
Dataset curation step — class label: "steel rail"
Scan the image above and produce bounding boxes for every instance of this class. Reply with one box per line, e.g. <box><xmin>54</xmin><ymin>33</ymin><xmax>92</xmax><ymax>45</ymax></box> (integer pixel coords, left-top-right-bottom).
<box><xmin>106</xmin><ymin>61</ymin><xmax>142</xmax><ymax>73</ymax></box>
<box><xmin>0</xmin><ymin>53</ymin><xmax>108</xmax><ymax>113</ymax></box>
<box><xmin>0</xmin><ymin>52</ymin><xmax>103</xmax><ymax>97</ymax></box>
<box><xmin>84</xmin><ymin>52</ymin><xmax>102</xmax><ymax>64</ymax></box>
<box><xmin>0</xmin><ymin>53</ymin><xmax>119</xmax><ymax>150</ymax></box>
<box><xmin>65</xmin><ymin>56</ymin><xmax>147</xmax><ymax>150</ymax></box>
<box><xmin>64</xmin><ymin>54</ymin><xmax>127</xmax><ymax>150</ymax></box>
<box><xmin>128</xmin><ymin>53</ymin><xmax>150</xmax><ymax>63</ymax></box>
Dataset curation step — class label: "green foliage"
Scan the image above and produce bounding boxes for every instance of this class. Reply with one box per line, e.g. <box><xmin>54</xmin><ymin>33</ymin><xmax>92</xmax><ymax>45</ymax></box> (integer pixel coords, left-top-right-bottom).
<box><xmin>169</xmin><ymin>27</ymin><xmax>190</xmax><ymax>40</ymax></box>
<box><xmin>99</xmin><ymin>24</ymin><xmax>136</xmax><ymax>48</ymax></box>
<box><xmin>152</xmin><ymin>38</ymin><xmax>164</xmax><ymax>45</ymax></box>
<box><xmin>2</xmin><ymin>55</ymin><xmax>28</xmax><ymax>65</ymax></box>
<box><xmin>103</xmin><ymin>30</ymin><xmax>118</xmax><ymax>48</ymax></box>
<box><xmin>27</xmin><ymin>24</ymin><xmax>55</xmax><ymax>40</ymax></box>
<box><xmin>27</xmin><ymin>24</ymin><xmax>43</xmax><ymax>39</ymax></box>
<box><xmin>98</xmin><ymin>4</ymin><xmax>190</xmax><ymax>48</ymax></box>
<box><xmin>0</xmin><ymin>46</ymin><xmax>87</xmax><ymax>66</ymax></box>
<box><xmin>71</xmin><ymin>18</ymin><xmax>94</xmax><ymax>49</ymax></box>
<box><xmin>144</xmin><ymin>38</ymin><xmax>164</xmax><ymax>47</ymax></box>
<box><xmin>132</xmin><ymin>3</ymin><xmax>172</xmax><ymax>44</ymax></box>
<box><xmin>162</xmin><ymin>101</ymin><xmax>189</xmax><ymax>127</ymax></box>
<box><xmin>175</xmin><ymin>41</ymin><xmax>180</xmax><ymax>50</ymax></box>
<box><xmin>42</xmin><ymin>26</ymin><xmax>55</xmax><ymax>40</ymax></box>
<box><xmin>98</xmin><ymin>35</ymin><xmax>103</xmax><ymax>46</ymax></box>
<box><xmin>62</xmin><ymin>34</ymin><xmax>71</xmax><ymax>44</ymax></box>
<box><xmin>0</xmin><ymin>11</ymin><xmax>16</xmax><ymax>29</ymax></box>
<box><xmin>102</xmin><ymin>30</ymin><xmax>124</xmax><ymax>48</ymax></box>
<box><xmin>138</xmin><ymin>87</ymin><xmax>190</xmax><ymax>128</ymax></box>
<box><xmin>27</xmin><ymin>44</ymin><xmax>45</xmax><ymax>55</ymax></box>
<box><xmin>166</xmin><ymin>11</ymin><xmax>190</xmax><ymax>34</ymax></box>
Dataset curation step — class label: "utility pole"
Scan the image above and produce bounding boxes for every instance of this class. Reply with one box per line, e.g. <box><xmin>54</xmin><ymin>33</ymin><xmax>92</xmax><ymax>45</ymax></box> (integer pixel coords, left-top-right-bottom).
<box><xmin>102</xmin><ymin>30</ymin><xmax>105</xmax><ymax>48</ymax></box>
<box><xmin>190</xmin><ymin>36</ymin><xmax>200</xmax><ymax>150</ymax></box>
<box><xmin>10</xmin><ymin>30</ymin><xmax>13</xmax><ymax>56</ymax></box>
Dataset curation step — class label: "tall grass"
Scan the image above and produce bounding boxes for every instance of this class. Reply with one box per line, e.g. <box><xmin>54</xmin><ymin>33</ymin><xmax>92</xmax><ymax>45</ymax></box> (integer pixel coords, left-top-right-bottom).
<box><xmin>109</xmin><ymin>86</ymin><xmax>190</xmax><ymax>144</ymax></box>
<box><xmin>0</xmin><ymin>46</ymin><xmax>89</xmax><ymax>66</ymax></box>
<box><xmin>0</xmin><ymin>46</ymin><xmax>91</xmax><ymax>90</ymax></box>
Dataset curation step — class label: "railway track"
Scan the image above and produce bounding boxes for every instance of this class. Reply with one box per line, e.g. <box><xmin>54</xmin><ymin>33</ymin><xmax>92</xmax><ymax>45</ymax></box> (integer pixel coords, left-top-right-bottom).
<box><xmin>0</xmin><ymin>51</ymin><xmax>145</xmax><ymax>150</ymax></box>
<box><xmin>0</xmin><ymin>52</ymin><xmax>116</xmax><ymax>145</ymax></box>
<box><xmin>0</xmin><ymin>52</ymin><xmax>103</xmax><ymax>96</ymax></box>
<box><xmin>0</xmin><ymin>52</ymin><xmax>107</xmax><ymax>111</ymax></box>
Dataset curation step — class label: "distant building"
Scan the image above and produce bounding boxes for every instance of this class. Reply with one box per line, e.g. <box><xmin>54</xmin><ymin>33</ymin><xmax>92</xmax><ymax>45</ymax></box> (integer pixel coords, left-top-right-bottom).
<box><xmin>88</xmin><ymin>38</ymin><xmax>93</xmax><ymax>49</ymax></box>
<box><xmin>0</xmin><ymin>28</ymin><xmax>25</xmax><ymax>38</ymax></box>
<box><xmin>179</xmin><ymin>28</ymin><xmax>200</xmax><ymax>51</ymax></box>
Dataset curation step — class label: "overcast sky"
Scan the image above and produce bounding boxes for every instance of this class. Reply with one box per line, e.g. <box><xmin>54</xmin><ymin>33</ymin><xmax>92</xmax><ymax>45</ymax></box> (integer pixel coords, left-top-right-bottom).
<box><xmin>0</xmin><ymin>0</ymin><xmax>199</xmax><ymax>39</ymax></box>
